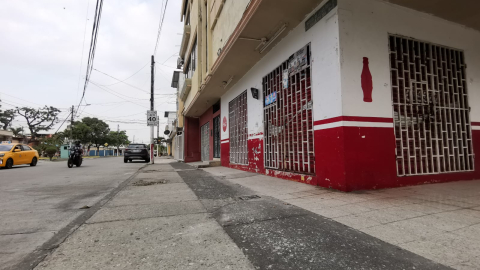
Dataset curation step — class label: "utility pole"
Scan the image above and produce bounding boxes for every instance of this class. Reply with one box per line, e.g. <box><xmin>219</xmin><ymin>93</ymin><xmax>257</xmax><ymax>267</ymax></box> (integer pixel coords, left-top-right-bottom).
<box><xmin>150</xmin><ymin>55</ymin><xmax>155</xmax><ymax>164</ymax></box>
<box><xmin>70</xmin><ymin>105</ymin><xmax>74</xmax><ymax>147</ymax></box>
<box><xmin>157</xmin><ymin>122</ymin><xmax>160</xmax><ymax>157</ymax></box>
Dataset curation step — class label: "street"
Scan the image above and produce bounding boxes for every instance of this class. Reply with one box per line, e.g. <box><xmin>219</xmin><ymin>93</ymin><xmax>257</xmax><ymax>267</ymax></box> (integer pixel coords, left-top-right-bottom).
<box><xmin>0</xmin><ymin>157</ymin><xmax>145</xmax><ymax>270</ymax></box>
<box><xmin>1</xmin><ymin>157</ymin><xmax>480</xmax><ymax>269</ymax></box>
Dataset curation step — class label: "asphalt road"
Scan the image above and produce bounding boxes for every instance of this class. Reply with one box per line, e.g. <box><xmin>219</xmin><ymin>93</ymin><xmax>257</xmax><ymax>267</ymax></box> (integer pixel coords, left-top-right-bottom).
<box><xmin>0</xmin><ymin>157</ymin><xmax>146</xmax><ymax>270</ymax></box>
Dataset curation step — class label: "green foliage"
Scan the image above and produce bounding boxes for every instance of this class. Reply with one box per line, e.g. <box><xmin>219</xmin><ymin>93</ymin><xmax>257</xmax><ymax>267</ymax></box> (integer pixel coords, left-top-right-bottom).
<box><xmin>72</xmin><ymin>117</ymin><xmax>110</xmax><ymax>154</ymax></box>
<box><xmin>35</xmin><ymin>133</ymin><xmax>65</xmax><ymax>154</ymax></box>
<box><xmin>0</xmin><ymin>101</ymin><xmax>16</xmax><ymax>130</ymax></box>
<box><xmin>45</xmin><ymin>146</ymin><xmax>58</xmax><ymax>161</ymax></box>
<box><xmin>10</xmin><ymin>127</ymin><xmax>24</xmax><ymax>137</ymax></box>
<box><xmin>16</xmin><ymin>106</ymin><xmax>61</xmax><ymax>139</ymax></box>
<box><xmin>106</xmin><ymin>131</ymin><xmax>130</xmax><ymax>147</ymax></box>
<box><xmin>71</xmin><ymin>121</ymin><xmax>93</xmax><ymax>144</ymax></box>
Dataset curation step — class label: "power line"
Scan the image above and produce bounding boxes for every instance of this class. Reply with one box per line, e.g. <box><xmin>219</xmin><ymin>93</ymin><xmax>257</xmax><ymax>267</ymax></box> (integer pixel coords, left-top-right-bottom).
<box><xmin>76</xmin><ymin>0</ymin><xmax>91</xmax><ymax>101</ymax></box>
<box><xmin>93</xmin><ymin>68</ymin><xmax>150</xmax><ymax>94</ymax></box>
<box><xmin>98</xmin><ymin>63</ymin><xmax>149</xmax><ymax>87</ymax></box>
<box><xmin>89</xmin><ymin>80</ymin><xmax>150</xmax><ymax>101</ymax></box>
<box><xmin>0</xmin><ymin>92</ymin><xmax>46</xmax><ymax>107</ymax></box>
<box><xmin>54</xmin><ymin>111</ymin><xmax>73</xmax><ymax>134</ymax></box>
<box><xmin>153</xmin><ymin>0</ymin><xmax>169</xmax><ymax>55</ymax></box>
<box><xmin>89</xmin><ymin>81</ymin><xmax>149</xmax><ymax>109</ymax></box>
<box><xmin>77</xmin><ymin>0</ymin><xmax>104</xmax><ymax>116</ymax></box>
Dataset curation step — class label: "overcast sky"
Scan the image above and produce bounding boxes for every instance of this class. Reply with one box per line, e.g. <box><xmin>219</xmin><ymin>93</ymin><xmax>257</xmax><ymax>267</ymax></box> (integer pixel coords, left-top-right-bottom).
<box><xmin>0</xmin><ymin>0</ymin><xmax>182</xmax><ymax>143</ymax></box>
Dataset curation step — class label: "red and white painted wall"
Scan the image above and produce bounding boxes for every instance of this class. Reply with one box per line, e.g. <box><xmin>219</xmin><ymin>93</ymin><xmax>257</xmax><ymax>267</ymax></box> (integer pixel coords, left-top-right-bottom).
<box><xmin>219</xmin><ymin>0</ymin><xmax>480</xmax><ymax>191</ymax></box>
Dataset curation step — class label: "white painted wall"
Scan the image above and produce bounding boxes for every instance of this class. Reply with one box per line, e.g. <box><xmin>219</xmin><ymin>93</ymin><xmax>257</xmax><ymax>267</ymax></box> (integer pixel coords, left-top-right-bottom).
<box><xmin>338</xmin><ymin>0</ymin><xmax>480</xmax><ymax>120</ymax></box>
<box><xmin>221</xmin><ymin>1</ymin><xmax>342</xmax><ymax>140</ymax></box>
<box><xmin>211</xmin><ymin>0</ymin><xmax>250</xmax><ymax>67</ymax></box>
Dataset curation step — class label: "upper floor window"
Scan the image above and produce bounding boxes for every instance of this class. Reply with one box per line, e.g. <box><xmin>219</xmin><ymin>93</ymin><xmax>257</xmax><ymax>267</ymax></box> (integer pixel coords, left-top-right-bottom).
<box><xmin>185</xmin><ymin>38</ymin><xmax>197</xmax><ymax>79</ymax></box>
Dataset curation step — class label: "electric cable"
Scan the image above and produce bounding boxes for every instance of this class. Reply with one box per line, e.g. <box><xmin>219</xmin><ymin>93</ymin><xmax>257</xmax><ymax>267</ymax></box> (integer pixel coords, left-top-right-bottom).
<box><xmin>98</xmin><ymin>63</ymin><xmax>149</xmax><ymax>87</ymax></box>
<box><xmin>153</xmin><ymin>0</ymin><xmax>169</xmax><ymax>55</ymax></box>
<box><xmin>77</xmin><ymin>0</ymin><xmax>104</xmax><ymax>117</ymax></box>
<box><xmin>93</xmin><ymin>68</ymin><xmax>150</xmax><ymax>94</ymax></box>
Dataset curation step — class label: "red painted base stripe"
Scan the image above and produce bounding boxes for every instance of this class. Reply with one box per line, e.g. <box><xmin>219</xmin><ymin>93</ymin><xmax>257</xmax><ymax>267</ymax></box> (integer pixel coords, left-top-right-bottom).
<box><xmin>314</xmin><ymin>116</ymin><xmax>393</xmax><ymax>126</ymax></box>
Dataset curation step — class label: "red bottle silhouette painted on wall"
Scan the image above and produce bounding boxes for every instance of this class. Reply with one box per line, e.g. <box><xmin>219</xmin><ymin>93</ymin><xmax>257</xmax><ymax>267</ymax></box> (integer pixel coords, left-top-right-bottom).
<box><xmin>361</xmin><ymin>57</ymin><xmax>373</xmax><ymax>102</ymax></box>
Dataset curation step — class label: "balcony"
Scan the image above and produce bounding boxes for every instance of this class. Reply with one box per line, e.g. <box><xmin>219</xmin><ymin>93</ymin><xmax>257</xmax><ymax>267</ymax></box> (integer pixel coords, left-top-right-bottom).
<box><xmin>179</xmin><ymin>74</ymin><xmax>191</xmax><ymax>102</ymax></box>
<box><xmin>184</xmin><ymin>0</ymin><xmax>325</xmax><ymax>117</ymax></box>
<box><xmin>179</xmin><ymin>25</ymin><xmax>191</xmax><ymax>59</ymax></box>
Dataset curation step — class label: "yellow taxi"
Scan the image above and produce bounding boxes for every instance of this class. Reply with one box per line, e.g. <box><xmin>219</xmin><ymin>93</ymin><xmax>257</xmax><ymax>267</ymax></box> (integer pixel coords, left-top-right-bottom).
<box><xmin>0</xmin><ymin>143</ymin><xmax>39</xmax><ymax>169</ymax></box>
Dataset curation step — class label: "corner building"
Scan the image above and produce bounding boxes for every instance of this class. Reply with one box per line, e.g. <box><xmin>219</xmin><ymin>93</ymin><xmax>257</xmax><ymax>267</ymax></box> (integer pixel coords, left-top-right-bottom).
<box><xmin>173</xmin><ymin>0</ymin><xmax>480</xmax><ymax>191</ymax></box>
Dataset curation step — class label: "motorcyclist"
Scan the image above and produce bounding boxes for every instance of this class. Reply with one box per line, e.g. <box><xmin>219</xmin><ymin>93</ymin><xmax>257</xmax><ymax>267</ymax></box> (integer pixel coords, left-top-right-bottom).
<box><xmin>73</xmin><ymin>141</ymin><xmax>84</xmax><ymax>155</ymax></box>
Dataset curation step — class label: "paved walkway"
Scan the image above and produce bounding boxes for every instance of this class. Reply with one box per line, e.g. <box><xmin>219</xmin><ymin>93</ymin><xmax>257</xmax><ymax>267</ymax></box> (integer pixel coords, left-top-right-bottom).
<box><xmin>203</xmin><ymin>167</ymin><xmax>480</xmax><ymax>270</ymax></box>
<box><xmin>32</xmin><ymin>158</ymin><xmax>480</xmax><ymax>269</ymax></box>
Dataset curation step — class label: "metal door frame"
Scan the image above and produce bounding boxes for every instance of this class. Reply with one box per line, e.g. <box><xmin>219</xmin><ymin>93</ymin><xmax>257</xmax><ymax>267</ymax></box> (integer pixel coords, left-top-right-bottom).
<box><xmin>389</xmin><ymin>34</ymin><xmax>474</xmax><ymax>176</ymax></box>
<box><xmin>213</xmin><ymin>115</ymin><xmax>221</xmax><ymax>158</ymax></box>
<box><xmin>229</xmin><ymin>91</ymin><xmax>248</xmax><ymax>165</ymax></box>
<box><xmin>263</xmin><ymin>44</ymin><xmax>315</xmax><ymax>175</ymax></box>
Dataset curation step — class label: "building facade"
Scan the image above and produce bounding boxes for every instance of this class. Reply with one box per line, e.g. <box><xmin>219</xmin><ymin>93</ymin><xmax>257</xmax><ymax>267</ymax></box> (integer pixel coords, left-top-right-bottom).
<box><xmin>173</xmin><ymin>0</ymin><xmax>480</xmax><ymax>191</ymax></box>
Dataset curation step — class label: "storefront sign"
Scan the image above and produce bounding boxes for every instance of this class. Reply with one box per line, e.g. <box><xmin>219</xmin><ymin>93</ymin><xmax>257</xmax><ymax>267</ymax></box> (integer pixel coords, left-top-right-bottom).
<box><xmin>265</xmin><ymin>91</ymin><xmax>277</xmax><ymax>106</ymax></box>
<box><xmin>289</xmin><ymin>45</ymin><xmax>309</xmax><ymax>74</ymax></box>
<box><xmin>282</xmin><ymin>70</ymin><xmax>289</xmax><ymax>89</ymax></box>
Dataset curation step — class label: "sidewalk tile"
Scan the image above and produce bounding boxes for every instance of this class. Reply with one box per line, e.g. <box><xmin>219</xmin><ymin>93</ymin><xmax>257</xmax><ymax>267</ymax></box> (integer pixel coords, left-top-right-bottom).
<box><xmin>432</xmin><ymin>210</ymin><xmax>480</xmax><ymax>226</ymax></box>
<box><xmin>393</xmin><ymin>203</ymin><xmax>445</xmax><ymax>214</ymax></box>
<box><xmin>399</xmin><ymin>240</ymin><xmax>472</xmax><ymax>266</ymax></box>
<box><xmin>334</xmin><ymin>204</ymin><xmax>375</xmax><ymax>214</ymax></box>
<box><xmin>307</xmin><ymin>198</ymin><xmax>350</xmax><ymax>207</ymax></box>
<box><xmin>389</xmin><ymin>218</ymin><xmax>445</xmax><ymax>238</ymax></box>
<box><xmin>359</xmin><ymin>224</ymin><xmax>419</xmax><ymax>244</ymax></box>
<box><xmin>375</xmin><ymin>206</ymin><xmax>425</xmax><ymax>220</ymax></box>
<box><xmin>358</xmin><ymin>210</ymin><xmax>406</xmax><ymax>224</ymax></box>
<box><xmin>418</xmin><ymin>201</ymin><xmax>462</xmax><ymax>211</ymax></box>
<box><xmin>451</xmin><ymin>223</ymin><xmax>480</xmax><ymax>242</ymax></box>
<box><xmin>308</xmin><ymin>207</ymin><xmax>351</xmax><ymax>219</ymax></box>
<box><xmin>332</xmin><ymin>214</ymin><xmax>381</xmax><ymax>229</ymax></box>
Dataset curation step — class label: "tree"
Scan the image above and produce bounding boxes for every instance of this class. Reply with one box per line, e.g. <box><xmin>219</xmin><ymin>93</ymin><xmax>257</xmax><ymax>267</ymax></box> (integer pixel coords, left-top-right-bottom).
<box><xmin>0</xmin><ymin>101</ymin><xmax>16</xmax><ymax>130</ymax></box>
<box><xmin>16</xmin><ymin>106</ymin><xmax>61</xmax><ymax>140</ymax></box>
<box><xmin>71</xmin><ymin>121</ymin><xmax>93</xmax><ymax>154</ymax></box>
<box><xmin>10</xmin><ymin>127</ymin><xmax>24</xmax><ymax>137</ymax></box>
<box><xmin>34</xmin><ymin>133</ymin><xmax>65</xmax><ymax>156</ymax></box>
<box><xmin>106</xmin><ymin>131</ymin><xmax>130</xmax><ymax>155</ymax></box>
<box><xmin>73</xmin><ymin>117</ymin><xmax>110</xmax><ymax>155</ymax></box>
<box><xmin>45</xmin><ymin>147</ymin><xmax>58</xmax><ymax>161</ymax></box>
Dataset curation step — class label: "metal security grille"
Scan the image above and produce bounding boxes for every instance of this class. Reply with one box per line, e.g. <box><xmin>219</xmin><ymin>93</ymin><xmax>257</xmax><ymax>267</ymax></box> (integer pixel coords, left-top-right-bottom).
<box><xmin>213</xmin><ymin>116</ymin><xmax>221</xmax><ymax>158</ymax></box>
<box><xmin>201</xmin><ymin>122</ymin><xmax>209</xmax><ymax>161</ymax></box>
<box><xmin>229</xmin><ymin>91</ymin><xmax>248</xmax><ymax>164</ymax></box>
<box><xmin>389</xmin><ymin>35</ymin><xmax>474</xmax><ymax>176</ymax></box>
<box><xmin>263</xmin><ymin>44</ymin><xmax>315</xmax><ymax>174</ymax></box>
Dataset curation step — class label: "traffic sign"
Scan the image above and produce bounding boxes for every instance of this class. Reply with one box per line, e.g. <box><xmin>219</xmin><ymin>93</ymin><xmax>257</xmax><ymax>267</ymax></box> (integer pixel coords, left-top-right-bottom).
<box><xmin>147</xmin><ymin>110</ymin><xmax>158</xmax><ymax>126</ymax></box>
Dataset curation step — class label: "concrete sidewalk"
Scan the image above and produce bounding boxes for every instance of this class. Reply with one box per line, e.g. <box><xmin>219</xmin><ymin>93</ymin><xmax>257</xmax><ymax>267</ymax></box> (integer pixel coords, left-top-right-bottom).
<box><xmin>34</xmin><ymin>158</ymin><xmax>470</xmax><ymax>270</ymax></box>
<box><xmin>203</xmin><ymin>166</ymin><xmax>480</xmax><ymax>270</ymax></box>
<box><xmin>35</xmin><ymin>159</ymin><xmax>253</xmax><ymax>270</ymax></box>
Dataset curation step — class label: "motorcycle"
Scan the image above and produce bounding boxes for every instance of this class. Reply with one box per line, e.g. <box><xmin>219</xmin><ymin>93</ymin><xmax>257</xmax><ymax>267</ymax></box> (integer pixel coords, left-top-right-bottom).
<box><xmin>67</xmin><ymin>147</ymin><xmax>83</xmax><ymax>168</ymax></box>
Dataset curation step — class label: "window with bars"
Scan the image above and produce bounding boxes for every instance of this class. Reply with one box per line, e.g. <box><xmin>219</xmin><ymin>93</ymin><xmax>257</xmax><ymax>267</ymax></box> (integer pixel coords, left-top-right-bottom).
<box><xmin>263</xmin><ymin>44</ymin><xmax>315</xmax><ymax>175</ymax></box>
<box><xmin>229</xmin><ymin>91</ymin><xmax>248</xmax><ymax>165</ymax></box>
<box><xmin>389</xmin><ymin>35</ymin><xmax>474</xmax><ymax>176</ymax></box>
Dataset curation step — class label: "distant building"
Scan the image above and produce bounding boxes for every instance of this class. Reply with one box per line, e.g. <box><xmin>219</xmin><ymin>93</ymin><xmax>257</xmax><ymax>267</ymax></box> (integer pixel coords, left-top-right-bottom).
<box><xmin>0</xmin><ymin>130</ymin><xmax>13</xmax><ymax>143</ymax></box>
